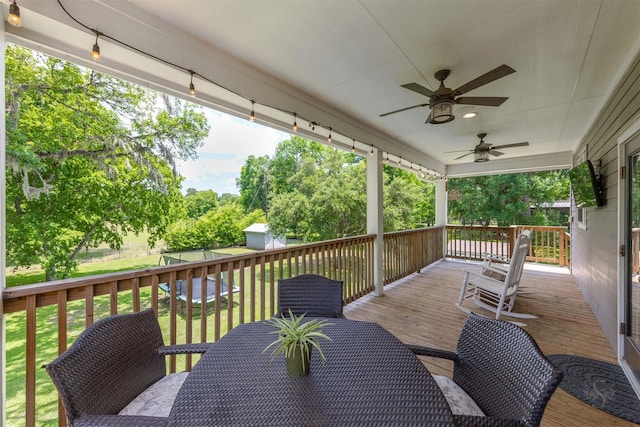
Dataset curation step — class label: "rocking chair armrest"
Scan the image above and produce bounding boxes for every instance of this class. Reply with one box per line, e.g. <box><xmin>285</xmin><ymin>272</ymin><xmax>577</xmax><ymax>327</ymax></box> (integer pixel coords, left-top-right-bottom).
<box><xmin>407</xmin><ymin>344</ymin><xmax>458</xmax><ymax>361</ymax></box>
<box><xmin>482</xmin><ymin>254</ymin><xmax>510</xmax><ymax>264</ymax></box>
<box><xmin>159</xmin><ymin>343</ymin><xmax>213</xmax><ymax>355</ymax></box>
<box><xmin>454</xmin><ymin>415</ymin><xmax>528</xmax><ymax>427</ymax></box>
<box><xmin>481</xmin><ymin>264</ymin><xmax>508</xmax><ymax>278</ymax></box>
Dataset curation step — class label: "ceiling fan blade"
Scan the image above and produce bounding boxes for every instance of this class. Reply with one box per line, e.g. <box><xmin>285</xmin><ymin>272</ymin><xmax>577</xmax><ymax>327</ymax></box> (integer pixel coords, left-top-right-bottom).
<box><xmin>453</xmin><ymin>64</ymin><xmax>516</xmax><ymax>96</ymax></box>
<box><xmin>456</xmin><ymin>96</ymin><xmax>509</xmax><ymax>107</ymax></box>
<box><xmin>379</xmin><ymin>103</ymin><xmax>429</xmax><ymax>117</ymax></box>
<box><xmin>490</xmin><ymin>142</ymin><xmax>529</xmax><ymax>150</ymax></box>
<box><xmin>454</xmin><ymin>152</ymin><xmax>474</xmax><ymax>160</ymax></box>
<box><xmin>489</xmin><ymin>150</ymin><xmax>505</xmax><ymax>157</ymax></box>
<box><xmin>444</xmin><ymin>149</ymin><xmax>473</xmax><ymax>153</ymax></box>
<box><xmin>401</xmin><ymin>83</ymin><xmax>436</xmax><ymax>98</ymax></box>
<box><xmin>424</xmin><ymin>112</ymin><xmax>432</xmax><ymax>124</ymax></box>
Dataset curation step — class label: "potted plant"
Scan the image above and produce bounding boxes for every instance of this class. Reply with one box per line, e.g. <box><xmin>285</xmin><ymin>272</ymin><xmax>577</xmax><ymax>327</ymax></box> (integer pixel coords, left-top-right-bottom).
<box><xmin>264</xmin><ymin>310</ymin><xmax>332</xmax><ymax>377</ymax></box>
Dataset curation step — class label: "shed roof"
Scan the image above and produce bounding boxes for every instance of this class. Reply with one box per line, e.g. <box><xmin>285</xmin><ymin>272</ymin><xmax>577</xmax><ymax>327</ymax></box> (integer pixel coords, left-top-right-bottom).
<box><xmin>243</xmin><ymin>223</ymin><xmax>269</xmax><ymax>233</ymax></box>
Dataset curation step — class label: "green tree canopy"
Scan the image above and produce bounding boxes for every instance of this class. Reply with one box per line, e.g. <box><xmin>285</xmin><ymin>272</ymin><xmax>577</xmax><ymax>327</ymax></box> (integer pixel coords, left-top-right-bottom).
<box><xmin>253</xmin><ymin>136</ymin><xmax>435</xmax><ymax>241</ymax></box>
<box><xmin>184</xmin><ymin>189</ymin><xmax>219</xmax><ymax>219</ymax></box>
<box><xmin>5</xmin><ymin>45</ymin><xmax>210</xmax><ymax>279</ymax></box>
<box><xmin>237</xmin><ymin>155</ymin><xmax>270</xmax><ymax>214</ymax></box>
<box><xmin>447</xmin><ymin>171</ymin><xmax>570</xmax><ymax>226</ymax></box>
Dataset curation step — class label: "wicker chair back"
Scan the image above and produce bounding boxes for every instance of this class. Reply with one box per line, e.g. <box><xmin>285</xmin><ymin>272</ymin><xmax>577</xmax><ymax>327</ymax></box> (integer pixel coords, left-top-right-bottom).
<box><xmin>45</xmin><ymin>309</ymin><xmax>166</xmax><ymax>424</ymax></box>
<box><xmin>277</xmin><ymin>274</ymin><xmax>344</xmax><ymax>317</ymax></box>
<box><xmin>453</xmin><ymin>314</ymin><xmax>563</xmax><ymax>426</ymax></box>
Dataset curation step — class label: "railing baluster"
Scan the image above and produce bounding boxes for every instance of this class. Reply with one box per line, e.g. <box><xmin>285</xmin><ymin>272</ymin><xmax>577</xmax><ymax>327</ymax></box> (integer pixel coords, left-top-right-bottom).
<box><xmin>56</xmin><ymin>291</ymin><xmax>68</xmax><ymax>427</ymax></box>
<box><xmin>85</xmin><ymin>285</ymin><xmax>94</xmax><ymax>328</ymax></box>
<box><xmin>132</xmin><ymin>277</ymin><xmax>140</xmax><ymax>312</ymax></box>
<box><xmin>250</xmin><ymin>257</ymin><xmax>256</xmax><ymax>322</ymax></box>
<box><xmin>238</xmin><ymin>259</ymin><xmax>246</xmax><ymax>324</ymax></box>
<box><xmin>259</xmin><ymin>255</ymin><xmax>266</xmax><ymax>320</ymax></box>
<box><xmin>214</xmin><ymin>263</ymin><xmax>222</xmax><ymax>341</ymax></box>
<box><xmin>109</xmin><ymin>281</ymin><xmax>118</xmax><ymax>315</ymax></box>
<box><xmin>268</xmin><ymin>255</ymin><xmax>275</xmax><ymax>320</ymax></box>
<box><xmin>151</xmin><ymin>274</ymin><xmax>159</xmax><ymax>315</ymax></box>
<box><xmin>226</xmin><ymin>261</ymin><xmax>235</xmax><ymax>332</ymax></box>
<box><xmin>25</xmin><ymin>295</ymin><xmax>36</xmax><ymax>427</ymax></box>
<box><xmin>169</xmin><ymin>270</ymin><xmax>177</xmax><ymax>372</ymax></box>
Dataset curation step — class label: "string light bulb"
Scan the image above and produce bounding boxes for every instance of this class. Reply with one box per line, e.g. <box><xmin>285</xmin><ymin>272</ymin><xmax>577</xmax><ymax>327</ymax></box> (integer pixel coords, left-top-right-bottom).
<box><xmin>327</xmin><ymin>128</ymin><xmax>332</xmax><ymax>143</ymax></box>
<box><xmin>351</xmin><ymin>140</ymin><xmax>356</xmax><ymax>154</ymax></box>
<box><xmin>249</xmin><ymin>101</ymin><xmax>255</xmax><ymax>122</ymax></box>
<box><xmin>398</xmin><ymin>157</ymin><xmax>402</xmax><ymax>166</ymax></box>
<box><xmin>369</xmin><ymin>144</ymin><xmax>374</xmax><ymax>156</ymax></box>
<box><xmin>385</xmin><ymin>154</ymin><xmax>390</xmax><ymax>165</ymax></box>
<box><xmin>188</xmin><ymin>71</ymin><xmax>196</xmax><ymax>97</ymax></box>
<box><xmin>292</xmin><ymin>113</ymin><xmax>298</xmax><ymax>132</ymax></box>
<box><xmin>8</xmin><ymin>0</ymin><xmax>21</xmax><ymax>27</ymax></box>
<box><xmin>91</xmin><ymin>32</ymin><xmax>101</xmax><ymax>61</ymax></box>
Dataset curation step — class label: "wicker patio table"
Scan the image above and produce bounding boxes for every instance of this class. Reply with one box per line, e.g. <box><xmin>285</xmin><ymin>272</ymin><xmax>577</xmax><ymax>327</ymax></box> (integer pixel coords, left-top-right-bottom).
<box><xmin>167</xmin><ymin>318</ymin><xmax>455</xmax><ymax>426</ymax></box>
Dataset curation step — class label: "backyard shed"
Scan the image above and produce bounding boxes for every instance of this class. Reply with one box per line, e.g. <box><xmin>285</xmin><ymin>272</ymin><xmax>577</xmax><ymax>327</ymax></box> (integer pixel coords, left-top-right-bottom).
<box><xmin>243</xmin><ymin>223</ymin><xmax>286</xmax><ymax>250</ymax></box>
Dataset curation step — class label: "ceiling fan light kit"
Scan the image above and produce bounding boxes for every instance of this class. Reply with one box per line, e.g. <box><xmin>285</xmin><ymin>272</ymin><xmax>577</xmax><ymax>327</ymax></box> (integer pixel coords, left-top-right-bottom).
<box><xmin>430</xmin><ymin>100</ymin><xmax>454</xmax><ymax>123</ymax></box>
<box><xmin>474</xmin><ymin>151</ymin><xmax>490</xmax><ymax>162</ymax></box>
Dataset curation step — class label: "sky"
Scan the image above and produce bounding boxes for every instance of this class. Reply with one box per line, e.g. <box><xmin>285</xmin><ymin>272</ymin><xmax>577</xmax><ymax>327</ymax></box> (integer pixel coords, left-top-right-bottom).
<box><xmin>176</xmin><ymin>108</ymin><xmax>290</xmax><ymax>195</ymax></box>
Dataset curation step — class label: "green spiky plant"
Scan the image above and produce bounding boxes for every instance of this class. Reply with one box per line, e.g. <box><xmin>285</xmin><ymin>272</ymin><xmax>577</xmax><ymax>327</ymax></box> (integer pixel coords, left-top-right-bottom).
<box><xmin>264</xmin><ymin>310</ymin><xmax>333</xmax><ymax>373</ymax></box>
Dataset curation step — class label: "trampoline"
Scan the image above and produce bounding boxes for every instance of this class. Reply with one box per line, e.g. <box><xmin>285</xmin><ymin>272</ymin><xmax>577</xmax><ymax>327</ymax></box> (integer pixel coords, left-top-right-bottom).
<box><xmin>159</xmin><ymin>277</ymin><xmax>239</xmax><ymax>306</ymax></box>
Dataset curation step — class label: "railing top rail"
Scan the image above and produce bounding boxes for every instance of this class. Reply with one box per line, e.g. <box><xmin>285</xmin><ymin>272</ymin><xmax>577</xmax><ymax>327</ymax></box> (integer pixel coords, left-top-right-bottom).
<box><xmin>383</xmin><ymin>225</ymin><xmax>444</xmax><ymax>237</ymax></box>
<box><xmin>446</xmin><ymin>224</ymin><xmax>568</xmax><ymax>231</ymax></box>
<box><xmin>3</xmin><ymin>234</ymin><xmax>377</xmax><ymax>300</ymax></box>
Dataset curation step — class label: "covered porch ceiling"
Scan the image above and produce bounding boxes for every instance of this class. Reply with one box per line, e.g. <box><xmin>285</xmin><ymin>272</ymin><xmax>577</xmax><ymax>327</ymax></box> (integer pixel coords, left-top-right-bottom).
<box><xmin>4</xmin><ymin>0</ymin><xmax>640</xmax><ymax>178</ymax></box>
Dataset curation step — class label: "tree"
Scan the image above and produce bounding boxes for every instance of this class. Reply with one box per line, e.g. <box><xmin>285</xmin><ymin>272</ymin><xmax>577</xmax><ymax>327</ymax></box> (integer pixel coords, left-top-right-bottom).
<box><xmin>237</xmin><ymin>155</ymin><xmax>270</xmax><ymax>214</ymax></box>
<box><xmin>165</xmin><ymin>203</ymin><xmax>265</xmax><ymax>250</ymax></box>
<box><xmin>264</xmin><ymin>137</ymin><xmax>435</xmax><ymax>241</ymax></box>
<box><xmin>184</xmin><ymin>189</ymin><xmax>219</xmax><ymax>219</ymax></box>
<box><xmin>218</xmin><ymin>193</ymin><xmax>239</xmax><ymax>206</ymax></box>
<box><xmin>5</xmin><ymin>45</ymin><xmax>210</xmax><ymax>280</ymax></box>
<box><xmin>383</xmin><ymin>167</ymin><xmax>432</xmax><ymax>231</ymax></box>
<box><xmin>447</xmin><ymin>171</ymin><xmax>570</xmax><ymax>226</ymax></box>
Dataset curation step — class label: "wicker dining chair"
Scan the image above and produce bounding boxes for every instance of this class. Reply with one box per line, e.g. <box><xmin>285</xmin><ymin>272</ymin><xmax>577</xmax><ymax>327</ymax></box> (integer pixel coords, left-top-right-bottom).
<box><xmin>408</xmin><ymin>313</ymin><xmax>562</xmax><ymax>427</ymax></box>
<box><xmin>276</xmin><ymin>274</ymin><xmax>344</xmax><ymax>318</ymax></box>
<box><xmin>44</xmin><ymin>308</ymin><xmax>212</xmax><ymax>427</ymax></box>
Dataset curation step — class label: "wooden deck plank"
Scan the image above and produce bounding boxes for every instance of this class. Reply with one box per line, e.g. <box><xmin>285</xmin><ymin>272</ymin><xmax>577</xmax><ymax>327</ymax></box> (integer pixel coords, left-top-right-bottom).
<box><xmin>343</xmin><ymin>259</ymin><xmax>637</xmax><ymax>427</ymax></box>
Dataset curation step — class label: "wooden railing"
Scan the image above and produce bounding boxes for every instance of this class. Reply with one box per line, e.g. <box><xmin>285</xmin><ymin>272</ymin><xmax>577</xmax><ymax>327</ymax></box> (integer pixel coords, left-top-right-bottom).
<box><xmin>383</xmin><ymin>226</ymin><xmax>445</xmax><ymax>284</ymax></box>
<box><xmin>3</xmin><ymin>228</ymin><xmax>444</xmax><ymax>426</ymax></box>
<box><xmin>446</xmin><ymin>225</ymin><xmax>570</xmax><ymax>267</ymax></box>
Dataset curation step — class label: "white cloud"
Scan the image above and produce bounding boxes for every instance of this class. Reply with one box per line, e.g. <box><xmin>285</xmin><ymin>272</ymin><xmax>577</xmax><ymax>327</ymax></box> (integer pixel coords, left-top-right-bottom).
<box><xmin>176</xmin><ymin>109</ymin><xmax>289</xmax><ymax>195</ymax></box>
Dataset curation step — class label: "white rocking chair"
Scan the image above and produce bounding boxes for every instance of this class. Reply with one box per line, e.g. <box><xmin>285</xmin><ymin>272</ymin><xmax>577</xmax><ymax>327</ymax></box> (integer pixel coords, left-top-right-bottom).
<box><xmin>456</xmin><ymin>231</ymin><xmax>535</xmax><ymax>325</ymax></box>
<box><xmin>480</xmin><ymin>229</ymin><xmax>532</xmax><ymax>282</ymax></box>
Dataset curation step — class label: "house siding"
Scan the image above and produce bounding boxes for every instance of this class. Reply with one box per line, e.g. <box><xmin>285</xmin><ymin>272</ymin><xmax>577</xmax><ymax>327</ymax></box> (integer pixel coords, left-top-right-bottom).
<box><xmin>571</xmin><ymin>50</ymin><xmax>640</xmax><ymax>352</ymax></box>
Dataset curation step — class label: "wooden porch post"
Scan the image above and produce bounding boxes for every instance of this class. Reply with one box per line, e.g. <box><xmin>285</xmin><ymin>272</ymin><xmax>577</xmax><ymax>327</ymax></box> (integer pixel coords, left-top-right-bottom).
<box><xmin>367</xmin><ymin>149</ymin><xmax>384</xmax><ymax>296</ymax></box>
<box><xmin>1</xmin><ymin>18</ymin><xmax>7</xmax><ymax>427</ymax></box>
<box><xmin>435</xmin><ymin>179</ymin><xmax>447</xmax><ymax>257</ymax></box>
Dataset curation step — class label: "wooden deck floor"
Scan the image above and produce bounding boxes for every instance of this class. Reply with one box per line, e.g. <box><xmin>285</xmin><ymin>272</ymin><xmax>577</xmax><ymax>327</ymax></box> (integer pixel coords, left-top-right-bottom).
<box><xmin>343</xmin><ymin>259</ymin><xmax>637</xmax><ymax>427</ymax></box>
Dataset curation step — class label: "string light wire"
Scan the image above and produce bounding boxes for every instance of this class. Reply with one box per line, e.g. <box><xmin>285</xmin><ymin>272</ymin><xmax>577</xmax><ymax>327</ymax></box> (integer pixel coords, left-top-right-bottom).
<box><xmin>53</xmin><ymin>0</ymin><xmax>444</xmax><ymax>180</ymax></box>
